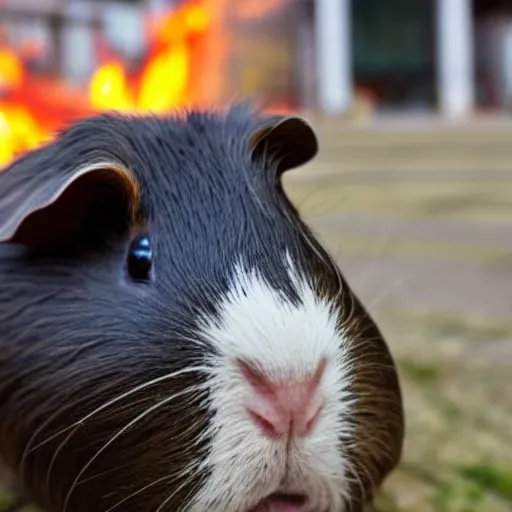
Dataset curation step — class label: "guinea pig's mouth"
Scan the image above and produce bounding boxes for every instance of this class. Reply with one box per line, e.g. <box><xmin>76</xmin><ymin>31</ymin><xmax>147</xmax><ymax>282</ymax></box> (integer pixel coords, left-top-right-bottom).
<box><xmin>250</xmin><ymin>492</ymin><xmax>308</xmax><ymax>512</ymax></box>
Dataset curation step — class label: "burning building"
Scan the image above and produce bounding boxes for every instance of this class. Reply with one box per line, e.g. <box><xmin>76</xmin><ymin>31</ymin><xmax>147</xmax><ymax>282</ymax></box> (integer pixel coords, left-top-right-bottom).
<box><xmin>1</xmin><ymin>0</ymin><xmax>512</xmax><ymax>168</ymax></box>
<box><xmin>0</xmin><ymin>0</ymin><xmax>312</xmax><ymax>167</ymax></box>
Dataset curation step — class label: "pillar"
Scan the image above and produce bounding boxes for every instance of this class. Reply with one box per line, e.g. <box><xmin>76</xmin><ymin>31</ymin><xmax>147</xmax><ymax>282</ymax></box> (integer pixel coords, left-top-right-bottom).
<box><xmin>62</xmin><ymin>0</ymin><xmax>96</xmax><ymax>83</ymax></box>
<box><xmin>315</xmin><ymin>0</ymin><xmax>353</xmax><ymax>114</ymax></box>
<box><xmin>436</xmin><ymin>0</ymin><xmax>475</xmax><ymax>118</ymax></box>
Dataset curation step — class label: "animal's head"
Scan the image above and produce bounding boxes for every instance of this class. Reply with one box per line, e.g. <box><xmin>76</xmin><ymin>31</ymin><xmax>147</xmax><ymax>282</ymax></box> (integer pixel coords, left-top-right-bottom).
<box><xmin>0</xmin><ymin>105</ymin><xmax>404</xmax><ymax>512</ymax></box>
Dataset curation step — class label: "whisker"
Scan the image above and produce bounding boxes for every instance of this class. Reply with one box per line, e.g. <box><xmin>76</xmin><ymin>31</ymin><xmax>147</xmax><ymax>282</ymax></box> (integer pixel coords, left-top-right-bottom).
<box><xmin>156</xmin><ymin>468</ymin><xmax>200</xmax><ymax>512</ymax></box>
<box><xmin>78</xmin><ymin>421</ymin><xmax>204</xmax><ymax>488</ymax></box>
<box><xmin>104</xmin><ymin>474</ymin><xmax>174</xmax><ymax>512</ymax></box>
<box><xmin>365</xmin><ymin>273</ymin><xmax>413</xmax><ymax>313</ymax></box>
<box><xmin>46</xmin><ymin>383</ymin><xmax>206</xmax><ymax>488</ymax></box>
<box><xmin>62</xmin><ymin>387</ymin><xmax>201</xmax><ymax>512</ymax></box>
<box><xmin>341</xmin><ymin>290</ymin><xmax>358</xmax><ymax>333</ymax></box>
<box><xmin>19</xmin><ymin>339</ymin><xmax>114</xmax><ymax>480</ymax></box>
<box><xmin>27</xmin><ymin>365</ymin><xmax>208</xmax><ymax>458</ymax></box>
<box><xmin>105</xmin><ymin>460</ymin><xmax>201</xmax><ymax>512</ymax></box>
<box><xmin>45</xmin><ymin>391</ymin><xmax>174</xmax><ymax>489</ymax></box>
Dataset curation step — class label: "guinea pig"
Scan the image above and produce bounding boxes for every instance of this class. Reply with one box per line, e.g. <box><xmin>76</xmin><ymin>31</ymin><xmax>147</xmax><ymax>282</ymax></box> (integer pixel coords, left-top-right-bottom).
<box><xmin>0</xmin><ymin>104</ymin><xmax>404</xmax><ymax>512</ymax></box>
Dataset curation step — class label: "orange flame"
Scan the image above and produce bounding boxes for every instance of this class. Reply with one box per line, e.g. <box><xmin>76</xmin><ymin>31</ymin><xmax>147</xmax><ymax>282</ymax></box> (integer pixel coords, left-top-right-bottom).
<box><xmin>0</xmin><ymin>1</ymin><xmax>210</xmax><ymax>168</ymax></box>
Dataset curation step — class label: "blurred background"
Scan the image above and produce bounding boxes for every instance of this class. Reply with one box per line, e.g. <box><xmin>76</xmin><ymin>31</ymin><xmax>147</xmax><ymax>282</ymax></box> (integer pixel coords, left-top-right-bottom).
<box><xmin>1</xmin><ymin>0</ymin><xmax>512</xmax><ymax>511</ymax></box>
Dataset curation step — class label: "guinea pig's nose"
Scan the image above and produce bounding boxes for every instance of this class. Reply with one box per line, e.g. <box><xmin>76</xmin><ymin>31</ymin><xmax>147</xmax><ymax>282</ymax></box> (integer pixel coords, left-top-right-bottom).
<box><xmin>237</xmin><ymin>359</ymin><xmax>326</xmax><ymax>440</ymax></box>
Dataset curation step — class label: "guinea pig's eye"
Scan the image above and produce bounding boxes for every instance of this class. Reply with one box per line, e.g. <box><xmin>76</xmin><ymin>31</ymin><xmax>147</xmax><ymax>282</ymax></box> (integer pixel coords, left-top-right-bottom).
<box><xmin>127</xmin><ymin>235</ymin><xmax>152</xmax><ymax>281</ymax></box>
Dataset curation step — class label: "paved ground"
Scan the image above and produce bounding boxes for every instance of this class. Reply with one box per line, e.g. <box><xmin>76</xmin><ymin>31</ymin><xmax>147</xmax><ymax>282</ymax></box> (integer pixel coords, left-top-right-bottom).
<box><xmin>307</xmin><ymin>213</ymin><xmax>512</xmax><ymax>317</ymax></box>
<box><xmin>285</xmin><ymin>123</ymin><xmax>512</xmax><ymax>322</ymax></box>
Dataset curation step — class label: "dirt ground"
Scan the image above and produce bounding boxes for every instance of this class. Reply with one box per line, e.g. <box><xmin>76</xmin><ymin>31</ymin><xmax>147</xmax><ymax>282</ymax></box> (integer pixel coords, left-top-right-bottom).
<box><xmin>1</xmin><ymin>120</ymin><xmax>511</xmax><ymax>511</ymax></box>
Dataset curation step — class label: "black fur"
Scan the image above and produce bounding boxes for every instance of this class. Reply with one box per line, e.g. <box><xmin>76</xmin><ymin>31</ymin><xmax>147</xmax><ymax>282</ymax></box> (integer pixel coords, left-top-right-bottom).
<box><xmin>0</xmin><ymin>105</ymin><xmax>403</xmax><ymax>512</ymax></box>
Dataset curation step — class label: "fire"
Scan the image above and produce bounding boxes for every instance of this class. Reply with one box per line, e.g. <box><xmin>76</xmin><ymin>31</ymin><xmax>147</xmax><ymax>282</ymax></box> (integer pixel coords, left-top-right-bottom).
<box><xmin>0</xmin><ymin>1</ymin><xmax>210</xmax><ymax>168</ymax></box>
<box><xmin>0</xmin><ymin>45</ymin><xmax>23</xmax><ymax>88</ymax></box>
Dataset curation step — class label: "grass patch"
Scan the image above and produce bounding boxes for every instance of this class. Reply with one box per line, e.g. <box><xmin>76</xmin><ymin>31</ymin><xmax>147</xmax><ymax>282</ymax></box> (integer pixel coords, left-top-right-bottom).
<box><xmin>399</xmin><ymin>360</ymin><xmax>441</xmax><ymax>384</ymax></box>
<box><xmin>459</xmin><ymin>464</ymin><xmax>512</xmax><ymax>502</ymax></box>
<box><xmin>0</xmin><ymin>494</ymin><xmax>28</xmax><ymax>512</ymax></box>
<box><xmin>375</xmin><ymin>306</ymin><xmax>512</xmax><ymax>510</ymax></box>
<box><xmin>436</xmin><ymin>398</ymin><xmax>464</xmax><ymax>424</ymax></box>
<box><xmin>371</xmin><ymin>491</ymin><xmax>401</xmax><ymax>512</ymax></box>
<box><xmin>429</xmin><ymin>478</ymin><xmax>487</xmax><ymax>512</ymax></box>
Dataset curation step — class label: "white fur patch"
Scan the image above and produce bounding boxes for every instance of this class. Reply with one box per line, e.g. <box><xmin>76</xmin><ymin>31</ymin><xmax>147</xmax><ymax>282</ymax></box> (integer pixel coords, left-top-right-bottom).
<box><xmin>189</xmin><ymin>256</ymin><xmax>355</xmax><ymax>511</ymax></box>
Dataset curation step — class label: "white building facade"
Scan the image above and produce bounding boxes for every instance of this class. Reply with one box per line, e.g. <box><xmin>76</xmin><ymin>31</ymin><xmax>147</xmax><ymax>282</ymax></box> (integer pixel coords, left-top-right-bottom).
<box><xmin>315</xmin><ymin>0</ymin><xmax>512</xmax><ymax>118</ymax></box>
<box><xmin>1</xmin><ymin>0</ymin><xmax>511</xmax><ymax>117</ymax></box>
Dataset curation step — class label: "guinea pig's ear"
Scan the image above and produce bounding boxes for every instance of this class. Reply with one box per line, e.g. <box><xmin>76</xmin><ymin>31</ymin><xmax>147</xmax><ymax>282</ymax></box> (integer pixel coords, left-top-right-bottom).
<box><xmin>0</xmin><ymin>149</ymin><xmax>140</xmax><ymax>251</ymax></box>
<box><xmin>249</xmin><ymin>116</ymin><xmax>318</xmax><ymax>175</ymax></box>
